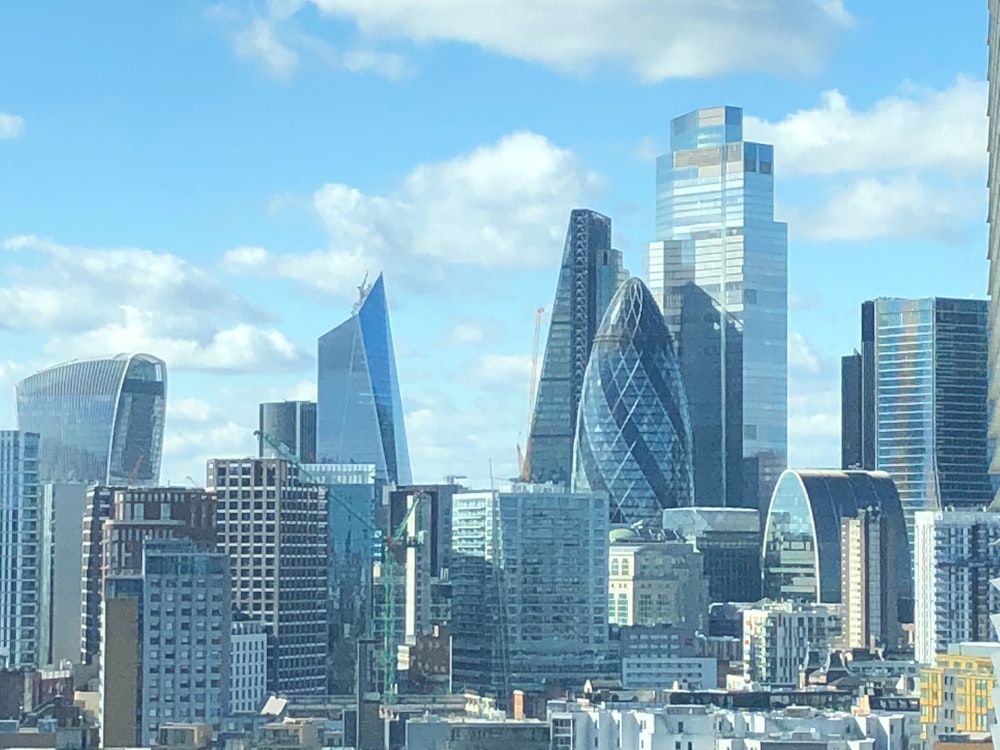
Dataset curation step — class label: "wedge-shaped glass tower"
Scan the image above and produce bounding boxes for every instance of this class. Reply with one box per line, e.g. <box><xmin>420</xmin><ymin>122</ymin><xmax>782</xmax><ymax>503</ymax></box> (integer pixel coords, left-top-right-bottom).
<box><xmin>526</xmin><ymin>209</ymin><xmax>627</xmax><ymax>486</ymax></box>
<box><xmin>572</xmin><ymin>278</ymin><xmax>695</xmax><ymax>523</ymax></box>
<box><xmin>317</xmin><ymin>273</ymin><xmax>412</xmax><ymax>484</ymax></box>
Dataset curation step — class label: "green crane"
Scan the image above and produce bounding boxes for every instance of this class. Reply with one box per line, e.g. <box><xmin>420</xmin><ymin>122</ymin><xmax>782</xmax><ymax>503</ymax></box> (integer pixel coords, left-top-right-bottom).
<box><xmin>254</xmin><ymin>430</ymin><xmax>421</xmax><ymax>704</ymax></box>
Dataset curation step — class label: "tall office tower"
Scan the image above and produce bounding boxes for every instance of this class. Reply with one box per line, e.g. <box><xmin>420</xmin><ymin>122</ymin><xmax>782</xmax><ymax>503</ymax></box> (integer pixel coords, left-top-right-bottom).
<box><xmin>208</xmin><ymin>458</ymin><xmax>329</xmax><ymax>696</ymax></box>
<box><xmin>526</xmin><ymin>209</ymin><xmax>628</xmax><ymax>486</ymax></box>
<box><xmin>317</xmin><ymin>274</ymin><xmax>412</xmax><ymax>484</ymax></box>
<box><xmin>762</xmin><ymin>470</ymin><xmax>910</xmax><ymax>616</ymax></box>
<box><xmin>15</xmin><ymin>353</ymin><xmax>166</xmax><ymax>486</ymax></box>
<box><xmin>98</xmin><ymin>489</ymin><xmax>221</xmax><ymax>747</ymax></box>
<box><xmin>647</xmin><ymin>106</ymin><xmax>788</xmax><ymax>512</ymax></box>
<box><xmin>450</xmin><ymin>484</ymin><xmax>609</xmax><ymax>703</ymax></box>
<box><xmin>80</xmin><ymin>486</ymin><xmax>115</xmax><ymax>665</ymax></box>
<box><xmin>914</xmin><ymin>510</ymin><xmax>1000</xmax><ymax>664</ymax></box>
<box><xmin>101</xmin><ymin>539</ymin><xmax>231</xmax><ymax>747</ymax></box>
<box><xmin>38</xmin><ymin>483</ymin><xmax>88</xmax><ymax>666</ymax></box>
<box><xmin>607</xmin><ymin>530</ymin><xmax>708</xmax><ymax>630</ymax></box>
<box><xmin>660</xmin><ymin>507</ymin><xmax>762</xmax><ymax>603</ymax></box>
<box><xmin>300</xmin><ymin>461</ymin><xmax>378</xmax><ymax>694</ymax></box>
<box><xmin>0</xmin><ymin>431</ymin><xmax>40</xmax><ymax>668</ymax></box>
<box><xmin>572</xmin><ymin>278</ymin><xmax>694</xmax><ymax>523</ymax></box>
<box><xmin>259</xmin><ymin>401</ymin><xmax>317</xmax><ymax>462</ymax></box>
<box><xmin>840</xmin><ymin>508</ymin><xmax>902</xmax><ymax>649</ymax></box>
<box><xmin>988</xmin><ymin>0</ymin><xmax>1000</xmax><ymax>497</ymax></box>
<box><xmin>842</xmin><ymin>298</ymin><xmax>993</xmax><ymax>544</ymax></box>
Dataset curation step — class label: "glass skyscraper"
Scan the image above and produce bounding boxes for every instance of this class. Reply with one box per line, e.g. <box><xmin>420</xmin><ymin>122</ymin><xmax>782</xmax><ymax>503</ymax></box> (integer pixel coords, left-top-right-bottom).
<box><xmin>526</xmin><ymin>209</ymin><xmax>627</xmax><ymax>486</ymax></box>
<box><xmin>317</xmin><ymin>273</ymin><xmax>412</xmax><ymax>484</ymax></box>
<box><xmin>988</xmin><ymin>0</ymin><xmax>1000</xmax><ymax>495</ymax></box>
<box><xmin>647</xmin><ymin>106</ymin><xmax>787</xmax><ymax>512</ymax></box>
<box><xmin>842</xmin><ymin>298</ymin><xmax>993</xmax><ymax>545</ymax></box>
<box><xmin>15</xmin><ymin>354</ymin><xmax>166</xmax><ymax>486</ymax></box>
<box><xmin>259</xmin><ymin>400</ymin><xmax>317</xmax><ymax>462</ymax></box>
<box><xmin>572</xmin><ymin>277</ymin><xmax>695</xmax><ymax>523</ymax></box>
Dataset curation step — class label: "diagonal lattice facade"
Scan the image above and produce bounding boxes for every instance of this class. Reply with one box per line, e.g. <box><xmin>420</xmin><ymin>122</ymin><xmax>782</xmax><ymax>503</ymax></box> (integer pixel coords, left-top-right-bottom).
<box><xmin>572</xmin><ymin>278</ymin><xmax>694</xmax><ymax>524</ymax></box>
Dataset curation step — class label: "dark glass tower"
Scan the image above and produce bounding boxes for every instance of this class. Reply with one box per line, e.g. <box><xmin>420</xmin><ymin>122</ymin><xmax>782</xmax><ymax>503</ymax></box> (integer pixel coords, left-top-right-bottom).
<box><xmin>317</xmin><ymin>274</ymin><xmax>412</xmax><ymax>484</ymax></box>
<box><xmin>842</xmin><ymin>298</ymin><xmax>993</xmax><ymax>544</ymax></box>
<box><xmin>572</xmin><ymin>278</ymin><xmax>695</xmax><ymax>523</ymax></box>
<box><xmin>259</xmin><ymin>400</ymin><xmax>317</xmax><ymax>463</ymax></box>
<box><xmin>15</xmin><ymin>354</ymin><xmax>166</xmax><ymax>486</ymax></box>
<box><xmin>526</xmin><ymin>209</ymin><xmax>627</xmax><ymax>486</ymax></box>
<box><xmin>647</xmin><ymin>106</ymin><xmax>788</xmax><ymax>512</ymax></box>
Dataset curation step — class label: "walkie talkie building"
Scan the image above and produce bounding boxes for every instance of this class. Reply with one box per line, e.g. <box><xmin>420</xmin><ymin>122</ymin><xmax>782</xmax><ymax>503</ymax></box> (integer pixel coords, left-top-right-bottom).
<box><xmin>15</xmin><ymin>353</ymin><xmax>166</xmax><ymax>486</ymax></box>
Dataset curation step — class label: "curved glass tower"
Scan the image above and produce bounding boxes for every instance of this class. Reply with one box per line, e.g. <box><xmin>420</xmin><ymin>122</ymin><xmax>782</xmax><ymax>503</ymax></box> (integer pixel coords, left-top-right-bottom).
<box><xmin>15</xmin><ymin>353</ymin><xmax>166</xmax><ymax>485</ymax></box>
<box><xmin>572</xmin><ymin>277</ymin><xmax>694</xmax><ymax>523</ymax></box>
<box><xmin>761</xmin><ymin>469</ymin><xmax>910</xmax><ymax>607</ymax></box>
<box><xmin>317</xmin><ymin>273</ymin><xmax>411</xmax><ymax>484</ymax></box>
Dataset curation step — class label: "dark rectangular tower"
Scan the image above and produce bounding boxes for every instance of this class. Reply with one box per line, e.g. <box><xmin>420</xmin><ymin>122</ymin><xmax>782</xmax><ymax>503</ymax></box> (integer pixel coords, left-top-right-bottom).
<box><xmin>259</xmin><ymin>400</ymin><xmax>317</xmax><ymax>463</ymax></box>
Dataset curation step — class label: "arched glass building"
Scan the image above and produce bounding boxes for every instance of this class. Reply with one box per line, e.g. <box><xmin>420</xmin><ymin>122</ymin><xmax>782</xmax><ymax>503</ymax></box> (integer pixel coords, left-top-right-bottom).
<box><xmin>15</xmin><ymin>353</ymin><xmax>166</xmax><ymax>485</ymax></box>
<box><xmin>572</xmin><ymin>277</ymin><xmax>694</xmax><ymax>523</ymax></box>
<box><xmin>762</xmin><ymin>469</ymin><xmax>910</xmax><ymax>607</ymax></box>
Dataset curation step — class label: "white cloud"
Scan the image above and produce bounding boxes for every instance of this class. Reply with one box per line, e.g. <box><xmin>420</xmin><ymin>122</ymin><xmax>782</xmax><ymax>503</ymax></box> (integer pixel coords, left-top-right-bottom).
<box><xmin>786</xmin><ymin>175</ymin><xmax>978</xmax><ymax>243</ymax></box>
<box><xmin>223</xmin><ymin>131</ymin><xmax>603</xmax><ymax>298</ymax></box>
<box><xmin>0</xmin><ymin>113</ymin><xmax>25</xmax><ymax>140</ymax></box>
<box><xmin>632</xmin><ymin>136</ymin><xmax>659</xmax><ymax>163</ymax></box>
<box><xmin>306</xmin><ymin>0</ymin><xmax>850</xmax><ymax>82</ymax></box>
<box><xmin>745</xmin><ymin>76</ymin><xmax>986</xmax><ymax>176</ymax></box>
<box><xmin>787</xmin><ymin>332</ymin><xmax>840</xmax><ymax>469</ymax></box>
<box><xmin>211</xmin><ymin>1</ymin><xmax>409</xmax><ymax>80</ymax></box>
<box><xmin>0</xmin><ymin>235</ymin><xmax>308</xmax><ymax>373</ymax></box>
<box><xmin>474</xmin><ymin>353</ymin><xmax>532</xmax><ymax>387</ymax></box>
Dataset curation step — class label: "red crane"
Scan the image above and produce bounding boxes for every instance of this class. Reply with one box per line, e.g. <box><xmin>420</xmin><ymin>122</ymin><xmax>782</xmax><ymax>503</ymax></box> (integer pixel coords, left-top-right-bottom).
<box><xmin>127</xmin><ymin>454</ymin><xmax>144</xmax><ymax>486</ymax></box>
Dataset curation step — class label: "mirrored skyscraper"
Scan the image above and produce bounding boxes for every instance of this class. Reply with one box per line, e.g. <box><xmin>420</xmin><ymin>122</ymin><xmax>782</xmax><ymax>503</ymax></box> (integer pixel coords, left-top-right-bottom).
<box><xmin>317</xmin><ymin>273</ymin><xmax>412</xmax><ymax>485</ymax></box>
<box><xmin>572</xmin><ymin>277</ymin><xmax>694</xmax><ymax>523</ymax></box>
<box><xmin>15</xmin><ymin>354</ymin><xmax>166</xmax><ymax>486</ymax></box>
<box><xmin>841</xmin><ymin>298</ymin><xmax>992</xmax><ymax>545</ymax></box>
<box><xmin>988</xmin><ymin>0</ymin><xmax>1000</xmax><ymax>495</ymax></box>
<box><xmin>526</xmin><ymin>209</ymin><xmax>627</xmax><ymax>486</ymax></box>
<box><xmin>647</xmin><ymin>106</ymin><xmax>787</xmax><ymax>512</ymax></box>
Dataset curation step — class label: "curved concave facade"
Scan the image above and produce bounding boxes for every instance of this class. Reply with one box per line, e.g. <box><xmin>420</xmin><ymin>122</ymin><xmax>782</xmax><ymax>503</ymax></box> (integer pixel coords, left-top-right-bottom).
<box><xmin>572</xmin><ymin>277</ymin><xmax>694</xmax><ymax>524</ymax></box>
<box><xmin>15</xmin><ymin>353</ymin><xmax>166</xmax><ymax>485</ymax></box>
<box><xmin>762</xmin><ymin>469</ymin><xmax>910</xmax><ymax>605</ymax></box>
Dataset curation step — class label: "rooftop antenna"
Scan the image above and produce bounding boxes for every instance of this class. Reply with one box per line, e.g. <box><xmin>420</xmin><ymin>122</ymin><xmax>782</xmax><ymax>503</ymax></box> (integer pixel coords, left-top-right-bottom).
<box><xmin>352</xmin><ymin>271</ymin><xmax>371</xmax><ymax>314</ymax></box>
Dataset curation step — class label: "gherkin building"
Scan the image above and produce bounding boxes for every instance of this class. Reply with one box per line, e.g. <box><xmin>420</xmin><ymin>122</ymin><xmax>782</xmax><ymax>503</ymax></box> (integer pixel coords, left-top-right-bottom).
<box><xmin>572</xmin><ymin>278</ymin><xmax>694</xmax><ymax>523</ymax></box>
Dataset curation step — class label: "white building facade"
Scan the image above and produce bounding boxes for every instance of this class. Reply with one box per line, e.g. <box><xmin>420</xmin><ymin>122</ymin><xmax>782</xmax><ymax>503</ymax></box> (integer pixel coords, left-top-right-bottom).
<box><xmin>741</xmin><ymin>602</ymin><xmax>841</xmax><ymax>686</ymax></box>
<box><xmin>229</xmin><ymin>619</ymin><xmax>268</xmax><ymax>714</ymax></box>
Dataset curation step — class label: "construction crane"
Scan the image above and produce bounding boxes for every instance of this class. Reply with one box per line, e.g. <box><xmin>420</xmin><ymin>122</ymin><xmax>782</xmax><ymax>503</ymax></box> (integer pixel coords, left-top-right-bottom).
<box><xmin>126</xmin><ymin>454</ymin><xmax>144</xmax><ymax>486</ymax></box>
<box><xmin>254</xmin><ymin>430</ymin><xmax>421</xmax><ymax>704</ymax></box>
<box><xmin>519</xmin><ymin>306</ymin><xmax>544</xmax><ymax>480</ymax></box>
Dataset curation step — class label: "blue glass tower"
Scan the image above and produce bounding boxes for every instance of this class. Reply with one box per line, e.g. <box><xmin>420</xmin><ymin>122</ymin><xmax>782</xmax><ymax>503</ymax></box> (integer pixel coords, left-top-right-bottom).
<box><xmin>843</xmin><ymin>298</ymin><xmax>993</xmax><ymax>544</ymax></box>
<box><xmin>317</xmin><ymin>274</ymin><xmax>412</xmax><ymax>484</ymax></box>
<box><xmin>572</xmin><ymin>277</ymin><xmax>695</xmax><ymax>524</ymax></box>
<box><xmin>646</xmin><ymin>106</ymin><xmax>787</xmax><ymax>512</ymax></box>
<box><xmin>526</xmin><ymin>209</ymin><xmax>627</xmax><ymax>486</ymax></box>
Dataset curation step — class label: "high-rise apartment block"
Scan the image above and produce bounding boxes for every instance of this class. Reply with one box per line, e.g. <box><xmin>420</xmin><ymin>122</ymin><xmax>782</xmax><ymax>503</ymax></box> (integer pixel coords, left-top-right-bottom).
<box><xmin>259</xmin><ymin>401</ymin><xmax>317</xmax><ymax>462</ymax></box>
<box><xmin>742</xmin><ymin>602</ymin><xmax>841</xmax><ymax>686</ymax></box>
<box><xmin>209</xmin><ymin>458</ymin><xmax>329</xmax><ymax>696</ymax></box>
<box><xmin>842</xmin><ymin>298</ymin><xmax>993</xmax><ymax>544</ymax></box>
<box><xmin>317</xmin><ymin>274</ymin><xmax>411</xmax><ymax>484</ymax></box>
<box><xmin>40</xmin><ymin>482</ymin><xmax>88</xmax><ymax>666</ymax></box>
<box><xmin>0</xmin><ymin>431</ymin><xmax>40</xmax><ymax>668</ymax></box>
<box><xmin>648</xmin><ymin>106</ymin><xmax>788</xmax><ymax>512</ymax></box>
<box><xmin>607</xmin><ymin>531</ymin><xmax>707</xmax><ymax>631</ymax></box>
<box><xmin>16</xmin><ymin>353</ymin><xmax>166</xmax><ymax>486</ymax></box>
<box><xmin>840</xmin><ymin>508</ymin><xmax>902</xmax><ymax>649</ymax></box>
<box><xmin>914</xmin><ymin>510</ymin><xmax>1000</xmax><ymax>664</ymax></box>
<box><xmin>230</xmin><ymin>618</ymin><xmax>268</xmax><ymax>715</ymax></box>
<box><xmin>572</xmin><ymin>277</ymin><xmax>694</xmax><ymax>522</ymax></box>
<box><xmin>450</xmin><ymin>484</ymin><xmax>610</xmax><ymax>702</ymax></box>
<box><xmin>81</xmin><ymin>486</ymin><xmax>115</xmax><ymax>665</ymax></box>
<box><xmin>527</xmin><ymin>209</ymin><xmax>627</xmax><ymax>486</ymax></box>
<box><xmin>98</xmin><ymin>487</ymin><xmax>220</xmax><ymax>747</ymax></box>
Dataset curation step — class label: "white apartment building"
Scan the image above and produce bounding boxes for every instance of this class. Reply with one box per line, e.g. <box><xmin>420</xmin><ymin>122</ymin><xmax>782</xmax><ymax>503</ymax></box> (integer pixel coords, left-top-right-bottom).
<box><xmin>741</xmin><ymin>602</ymin><xmax>841</xmax><ymax>686</ymax></box>
<box><xmin>914</xmin><ymin>510</ymin><xmax>1000</xmax><ymax>664</ymax></box>
<box><xmin>229</xmin><ymin>619</ymin><xmax>268</xmax><ymax>714</ymax></box>
<box><xmin>621</xmin><ymin>656</ymin><xmax>717</xmax><ymax>690</ymax></box>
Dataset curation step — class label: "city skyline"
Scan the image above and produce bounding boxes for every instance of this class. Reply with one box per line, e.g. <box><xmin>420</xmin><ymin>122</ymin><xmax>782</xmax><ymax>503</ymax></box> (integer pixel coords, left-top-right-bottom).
<box><xmin>0</xmin><ymin>2</ymin><xmax>990</xmax><ymax>490</ymax></box>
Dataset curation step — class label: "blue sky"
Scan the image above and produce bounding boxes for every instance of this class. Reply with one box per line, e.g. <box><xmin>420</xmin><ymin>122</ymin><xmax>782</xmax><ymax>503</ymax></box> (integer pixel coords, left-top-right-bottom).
<box><xmin>0</xmin><ymin>0</ymin><xmax>990</xmax><ymax>487</ymax></box>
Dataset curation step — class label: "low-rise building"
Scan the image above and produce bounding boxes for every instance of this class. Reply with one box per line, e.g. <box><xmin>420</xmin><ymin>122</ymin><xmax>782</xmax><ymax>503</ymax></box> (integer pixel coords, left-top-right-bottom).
<box><xmin>742</xmin><ymin>603</ymin><xmax>841</xmax><ymax>687</ymax></box>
